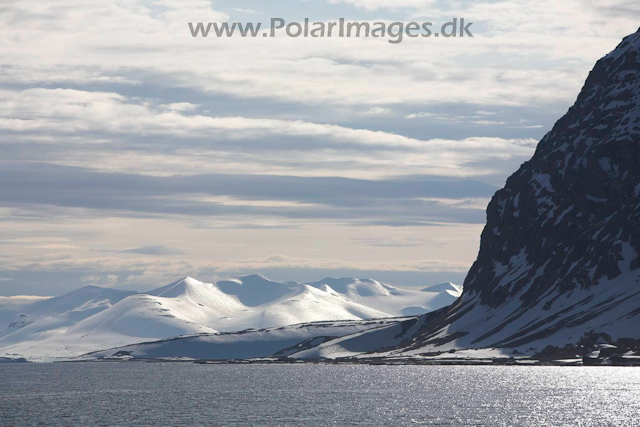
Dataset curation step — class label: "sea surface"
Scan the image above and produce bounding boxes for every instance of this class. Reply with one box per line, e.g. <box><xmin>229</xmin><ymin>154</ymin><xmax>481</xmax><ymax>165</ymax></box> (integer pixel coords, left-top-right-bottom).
<box><xmin>1</xmin><ymin>363</ymin><xmax>638</xmax><ymax>426</ymax></box>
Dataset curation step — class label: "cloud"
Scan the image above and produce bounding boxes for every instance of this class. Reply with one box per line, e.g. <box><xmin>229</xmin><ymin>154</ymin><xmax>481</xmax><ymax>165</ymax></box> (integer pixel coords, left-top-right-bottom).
<box><xmin>365</xmin><ymin>107</ymin><xmax>392</xmax><ymax>115</ymax></box>
<box><xmin>203</xmin><ymin>254</ymin><xmax>472</xmax><ymax>274</ymax></box>
<box><xmin>1</xmin><ymin>0</ymin><xmax>636</xmax><ymax>110</ymax></box>
<box><xmin>120</xmin><ymin>246</ymin><xmax>185</xmax><ymax>255</ymax></box>
<box><xmin>406</xmin><ymin>112</ymin><xmax>438</xmax><ymax>119</ymax></box>
<box><xmin>0</xmin><ymin>88</ymin><xmax>516</xmax><ymax>150</ymax></box>
<box><xmin>0</xmin><ymin>250</ymin><xmax>472</xmax><ymax>289</ymax></box>
<box><xmin>0</xmin><ymin>295</ymin><xmax>52</xmax><ymax>308</ymax></box>
<box><xmin>472</xmin><ymin>120</ymin><xmax>506</xmax><ymax>126</ymax></box>
<box><xmin>512</xmin><ymin>124</ymin><xmax>544</xmax><ymax>129</ymax></box>
<box><xmin>81</xmin><ymin>274</ymin><xmax>119</xmax><ymax>287</ymax></box>
<box><xmin>2</xmin><ymin>253</ymin><xmax>194</xmax><ymax>276</ymax></box>
<box><xmin>159</xmin><ymin>102</ymin><xmax>199</xmax><ymax>112</ymax></box>
<box><xmin>230</xmin><ymin>8</ymin><xmax>260</xmax><ymax>14</ymax></box>
<box><xmin>0</xmin><ymin>87</ymin><xmax>538</xmax><ymax>180</ymax></box>
<box><xmin>406</xmin><ymin>111</ymin><xmax>510</xmax><ymax>127</ymax></box>
<box><xmin>351</xmin><ymin>237</ymin><xmax>433</xmax><ymax>248</ymax></box>
<box><xmin>328</xmin><ymin>0</ymin><xmax>437</xmax><ymax>11</ymax></box>
<box><xmin>2</xmin><ymin>0</ymin><xmax>638</xmax><ymax>295</ymax></box>
<box><xmin>0</xmin><ymin>162</ymin><xmax>495</xmax><ymax>224</ymax></box>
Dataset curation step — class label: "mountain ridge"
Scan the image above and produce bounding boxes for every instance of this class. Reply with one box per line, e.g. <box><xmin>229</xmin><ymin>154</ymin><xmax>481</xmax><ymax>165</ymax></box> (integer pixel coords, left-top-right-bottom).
<box><xmin>0</xmin><ymin>275</ymin><xmax>461</xmax><ymax>361</ymax></box>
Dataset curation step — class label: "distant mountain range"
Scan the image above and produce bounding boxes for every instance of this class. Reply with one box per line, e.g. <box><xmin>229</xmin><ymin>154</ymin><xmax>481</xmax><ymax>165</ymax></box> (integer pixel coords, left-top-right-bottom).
<box><xmin>0</xmin><ymin>275</ymin><xmax>461</xmax><ymax>361</ymax></box>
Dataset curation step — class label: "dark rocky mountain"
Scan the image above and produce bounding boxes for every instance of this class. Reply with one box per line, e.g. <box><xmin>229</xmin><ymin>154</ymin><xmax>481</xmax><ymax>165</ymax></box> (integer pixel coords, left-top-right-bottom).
<box><xmin>385</xmin><ymin>28</ymin><xmax>640</xmax><ymax>354</ymax></box>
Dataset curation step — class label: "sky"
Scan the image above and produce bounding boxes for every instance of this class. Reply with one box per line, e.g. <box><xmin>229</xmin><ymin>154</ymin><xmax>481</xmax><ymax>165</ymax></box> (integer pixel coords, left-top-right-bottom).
<box><xmin>0</xmin><ymin>0</ymin><xmax>638</xmax><ymax>296</ymax></box>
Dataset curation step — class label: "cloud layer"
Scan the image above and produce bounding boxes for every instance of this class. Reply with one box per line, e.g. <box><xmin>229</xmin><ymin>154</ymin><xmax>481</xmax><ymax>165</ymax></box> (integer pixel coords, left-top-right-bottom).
<box><xmin>1</xmin><ymin>0</ymin><xmax>638</xmax><ymax>294</ymax></box>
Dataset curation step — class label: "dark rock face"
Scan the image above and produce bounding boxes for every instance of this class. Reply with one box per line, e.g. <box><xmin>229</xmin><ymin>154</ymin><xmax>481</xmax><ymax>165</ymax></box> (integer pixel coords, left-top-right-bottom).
<box><xmin>7</xmin><ymin>314</ymin><xmax>32</xmax><ymax>330</ymax></box>
<box><xmin>394</xmin><ymin>29</ymin><xmax>640</xmax><ymax>353</ymax></box>
<box><xmin>469</xmin><ymin>29</ymin><xmax>640</xmax><ymax>308</ymax></box>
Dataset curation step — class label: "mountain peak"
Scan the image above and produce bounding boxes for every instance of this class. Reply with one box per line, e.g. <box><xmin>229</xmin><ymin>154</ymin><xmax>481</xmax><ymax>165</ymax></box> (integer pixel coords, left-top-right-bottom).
<box><xmin>147</xmin><ymin>276</ymin><xmax>214</xmax><ymax>299</ymax></box>
<box><xmin>78</xmin><ymin>285</ymin><xmax>108</xmax><ymax>292</ymax></box>
<box><xmin>305</xmin><ymin>277</ymin><xmax>394</xmax><ymax>297</ymax></box>
<box><xmin>421</xmin><ymin>282</ymin><xmax>457</xmax><ymax>291</ymax></box>
<box><xmin>605</xmin><ymin>27</ymin><xmax>640</xmax><ymax>59</ymax></box>
<box><xmin>237</xmin><ymin>273</ymin><xmax>272</xmax><ymax>282</ymax></box>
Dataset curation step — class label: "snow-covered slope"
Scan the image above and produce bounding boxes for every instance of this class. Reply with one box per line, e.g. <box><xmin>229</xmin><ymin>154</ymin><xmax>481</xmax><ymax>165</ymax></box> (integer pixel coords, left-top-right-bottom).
<box><xmin>0</xmin><ymin>286</ymin><xmax>136</xmax><ymax>341</ymax></box>
<box><xmin>292</xmin><ymin>317</ymin><xmax>423</xmax><ymax>361</ymax></box>
<box><xmin>80</xmin><ymin>318</ymin><xmax>411</xmax><ymax>361</ymax></box>
<box><xmin>254</xmin><ymin>284</ymin><xmax>388</xmax><ymax>327</ymax></box>
<box><xmin>0</xmin><ymin>275</ymin><xmax>460</xmax><ymax>361</ymax></box>
<box><xmin>0</xmin><ymin>297</ymin><xmax>50</xmax><ymax>338</ymax></box>
<box><xmin>421</xmin><ymin>282</ymin><xmax>464</xmax><ymax>296</ymax></box>
<box><xmin>305</xmin><ymin>278</ymin><xmax>462</xmax><ymax>316</ymax></box>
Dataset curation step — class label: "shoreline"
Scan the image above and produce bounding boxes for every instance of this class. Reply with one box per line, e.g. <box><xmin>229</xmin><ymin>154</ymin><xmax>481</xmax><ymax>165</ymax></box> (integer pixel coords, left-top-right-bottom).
<box><xmin>41</xmin><ymin>356</ymin><xmax>639</xmax><ymax>367</ymax></box>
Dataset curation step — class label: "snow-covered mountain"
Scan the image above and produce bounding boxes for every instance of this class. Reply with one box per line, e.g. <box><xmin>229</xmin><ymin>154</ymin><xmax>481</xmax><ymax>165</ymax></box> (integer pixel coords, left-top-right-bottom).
<box><xmin>0</xmin><ymin>275</ymin><xmax>460</xmax><ymax>361</ymax></box>
<box><xmin>306</xmin><ymin>278</ymin><xmax>462</xmax><ymax>316</ymax></box>
<box><xmin>0</xmin><ymin>286</ymin><xmax>136</xmax><ymax>341</ymax></box>
<box><xmin>329</xmin><ymin>28</ymin><xmax>640</xmax><ymax>359</ymax></box>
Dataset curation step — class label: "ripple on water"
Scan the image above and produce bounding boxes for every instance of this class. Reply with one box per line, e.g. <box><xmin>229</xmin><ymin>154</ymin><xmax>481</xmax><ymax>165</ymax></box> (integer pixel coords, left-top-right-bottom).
<box><xmin>0</xmin><ymin>363</ymin><xmax>639</xmax><ymax>426</ymax></box>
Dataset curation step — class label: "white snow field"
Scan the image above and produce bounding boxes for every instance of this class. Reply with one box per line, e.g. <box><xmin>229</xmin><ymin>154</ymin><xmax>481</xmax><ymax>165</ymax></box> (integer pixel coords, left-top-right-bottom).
<box><xmin>306</xmin><ymin>278</ymin><xmax>462</xmax><ymax>316</ymax></box>
<box><xmin>79</xmin><ymin>318</ymin><xmax>412</xmax><ymax>362</ymax></box>
<box><xmin>0</xmin><ymin>275</ymin><xmax>461</xmax><ymax>361</ymax></box>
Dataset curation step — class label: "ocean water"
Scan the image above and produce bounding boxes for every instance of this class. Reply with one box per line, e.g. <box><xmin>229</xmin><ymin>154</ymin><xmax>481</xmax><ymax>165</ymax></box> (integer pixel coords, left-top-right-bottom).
<box><xmin>1</xmin><ymin>363</ymin><xmax>638</xmax><ymax>426</ymax></box>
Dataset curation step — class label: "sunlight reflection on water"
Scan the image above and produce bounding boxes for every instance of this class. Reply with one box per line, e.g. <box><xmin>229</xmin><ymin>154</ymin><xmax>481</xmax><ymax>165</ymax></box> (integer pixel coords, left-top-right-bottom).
<box><xmin>1</xmin><ymin>363</ymin><xmax>638</xmax><ymax>426</ymax></box>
